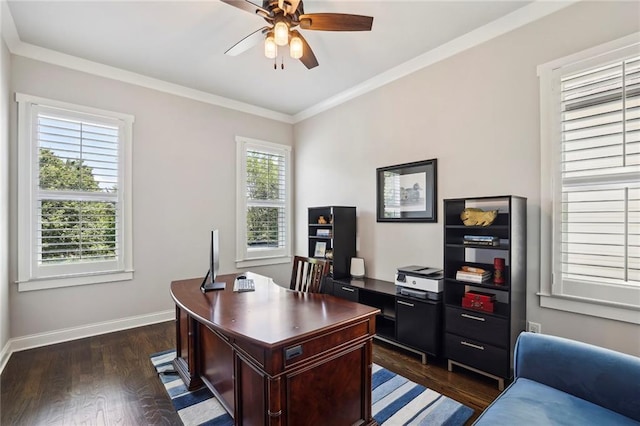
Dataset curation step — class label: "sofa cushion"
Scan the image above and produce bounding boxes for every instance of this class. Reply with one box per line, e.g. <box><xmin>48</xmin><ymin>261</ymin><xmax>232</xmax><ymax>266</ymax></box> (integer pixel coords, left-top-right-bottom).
<box><xmin>474</xmin><ymin>378</ymin><xmax>640</xmax><ymax>425</ymax></box>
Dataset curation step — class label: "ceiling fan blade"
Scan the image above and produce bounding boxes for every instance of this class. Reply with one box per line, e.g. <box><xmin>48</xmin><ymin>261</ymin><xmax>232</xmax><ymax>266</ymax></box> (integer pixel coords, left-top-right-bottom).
<box><xmin>225</xmin><ymin>26</ymin><xmax>270</xmax><ymax>56</ymax></box>
<box><xmin>291</xmin><ymin>30</ymin><xmax>318</xmax><ymax>69</ymax></box>
<box><xmin>299</xmin><ymin>13</ymin><xmax>373</xmax><ymax>31</ymax></box>
<box><xmin>220</xmin><ymin>0</ymin><xmax>271</xmax><ymax>17</ymax></box>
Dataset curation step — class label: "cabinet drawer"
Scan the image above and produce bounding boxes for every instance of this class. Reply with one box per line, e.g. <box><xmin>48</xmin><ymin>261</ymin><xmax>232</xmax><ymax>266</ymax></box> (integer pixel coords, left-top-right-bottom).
<box><xmin>445</xmin><ymin>307</ymin><xmax>508</xmax><ymax>348</ymax></box>
<box><xmin>333</xmin><ymin>284</ymin><xmax>359</xmax><ymax>302</ymax></box>
<box><xmin>445</xmin><ymin>333</ymin><xmax>509</xmax><ymax>378</ymax></box>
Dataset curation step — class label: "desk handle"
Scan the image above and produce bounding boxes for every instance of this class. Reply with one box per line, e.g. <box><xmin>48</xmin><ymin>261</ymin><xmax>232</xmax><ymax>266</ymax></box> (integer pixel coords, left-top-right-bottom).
<box><xmin>397</xmin><ymin>300</ymin><xmax>414</xmax><ymax>307</ymax></box>
<box><xmin>461</xmin><ymin>313</ymin><xmax>485</xmax><ymax>322</ymax></box>
<box><xmin>461</xmin><ymin>341</ymin><xmax>485</xmax><ymax>351</ymax></box>
<box><xmin>341</xmin><ymin>287</ymin><xmax>355</xmax><ymax>292</ymax></box>
<box><xmin>285</xmin><ymin>344</ymin><xmax>303</xmax><ymax>360</ymax></box>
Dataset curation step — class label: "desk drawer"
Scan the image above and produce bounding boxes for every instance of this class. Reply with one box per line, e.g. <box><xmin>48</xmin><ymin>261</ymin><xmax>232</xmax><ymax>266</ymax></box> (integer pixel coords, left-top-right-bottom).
<box><xmin>333</xmin><ymin>283</ymin><xmax>359</xmax><ymax>302</ymax></box>
<box><xmin>445</xmin><ymin>306</ymin><xmax>507</xmax><ymax>348</ymax></box>
<box><xmin>284</xmin><ymin>319</ymin><xmax>370</xmax><ymax>367</ymax></box>
<box><xmin>445</xmin><ymin>333</ymin><xmax>509</xmax><ymax>378</ymax></box>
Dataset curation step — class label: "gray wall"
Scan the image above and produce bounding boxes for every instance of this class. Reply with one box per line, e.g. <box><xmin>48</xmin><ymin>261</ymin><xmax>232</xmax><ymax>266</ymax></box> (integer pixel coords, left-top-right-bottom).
<box><xmin>1</xmin><ymin>36</ymin><xmax>10</xmax><ymax>362</ymax></box>
<box><xmin>8</xmin><ymin>56</ymin><xmax>292</xmax><ymax>339</ymax></box>
<box><xmin>293</xmin><ymin>1</ymin><xmax>640</xmax><ymax>355</ymax></box>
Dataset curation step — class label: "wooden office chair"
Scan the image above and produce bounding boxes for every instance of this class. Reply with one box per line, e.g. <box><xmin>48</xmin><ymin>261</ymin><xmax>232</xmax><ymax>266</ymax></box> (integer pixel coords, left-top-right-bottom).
<box><xmin>290</xmin><ymin>256</ymin><xmax>331</xmax><ymax>293</ymax></box>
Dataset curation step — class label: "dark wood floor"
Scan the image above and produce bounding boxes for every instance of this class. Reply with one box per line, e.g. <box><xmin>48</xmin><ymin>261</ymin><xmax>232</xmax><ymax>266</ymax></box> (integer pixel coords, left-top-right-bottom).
<box><xmin>1</xmin><ymin>321</ymin><xmax>500</xmax><ymax>425</ymax></box>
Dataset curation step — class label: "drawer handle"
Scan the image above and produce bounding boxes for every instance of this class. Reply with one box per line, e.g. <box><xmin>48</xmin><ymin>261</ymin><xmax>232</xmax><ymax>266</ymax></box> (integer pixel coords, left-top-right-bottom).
<box><xmin>397</xmin><ymin>300</ymin><xmax>414</xmax><ymax>307</ymax></box>
<box><xmin>341</xmin><ymin>287</ymin><xmax>355</xmax><ymax>292</ymax></box>
<box><xmin>461</xmin><ymin>341</ymin><xmax>485</xmax><ymax>350</ymax></box>
<box><xmin>461</xmin><ymin>313</ymin><xmax>485</xmax><ymax>322</ymax></box>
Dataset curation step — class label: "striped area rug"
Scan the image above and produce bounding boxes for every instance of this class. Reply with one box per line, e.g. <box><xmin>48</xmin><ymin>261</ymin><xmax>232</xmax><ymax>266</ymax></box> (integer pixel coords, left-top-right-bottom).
<box><xmin>151</xmin><ymin>350</ymin><xmax>473</xmax><ymax>426</ymax></box>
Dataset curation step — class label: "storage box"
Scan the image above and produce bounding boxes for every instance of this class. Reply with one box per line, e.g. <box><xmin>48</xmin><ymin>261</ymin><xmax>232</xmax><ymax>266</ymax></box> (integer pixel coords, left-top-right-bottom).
<box><xmin>462</xmin><ymin>291</ymin><xmax>495</xmax><ymax>313</ymax></box>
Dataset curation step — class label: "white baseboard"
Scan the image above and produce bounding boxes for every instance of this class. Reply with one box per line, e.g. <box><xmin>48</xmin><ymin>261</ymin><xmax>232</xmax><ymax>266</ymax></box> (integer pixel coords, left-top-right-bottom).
<box><xmin>0</xmin><ymin>309</ymin><xmax>175</xmax><ymax>375</ymax></box>
<box><xmin>0</xmin><ymin>340</ymin><xmax>11</xmax><ymax>376</ymax></box>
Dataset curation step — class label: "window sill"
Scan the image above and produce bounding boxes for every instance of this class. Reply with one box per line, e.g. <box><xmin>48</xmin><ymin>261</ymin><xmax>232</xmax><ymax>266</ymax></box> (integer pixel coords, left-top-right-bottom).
<box><xmin>538</xmin><ymin>292</ymin><xmax>640</xmax><ymax>325</ymax></box>
<box><xmin>18</xmin><ymin>271</ymin><xmax>134</xmax><ymax>292</ymax></box>
<box><xmin>236</xmin><ymin>256</ymin><xmax>291</xmax><ymax>269</ymax></box>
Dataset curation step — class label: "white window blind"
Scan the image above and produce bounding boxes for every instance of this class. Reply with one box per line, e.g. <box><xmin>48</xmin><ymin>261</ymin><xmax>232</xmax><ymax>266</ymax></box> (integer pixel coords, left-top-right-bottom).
<box><xmin>37</xmin><ymin>112</ymin><xmax>120</xmax><ymax>265</ymax></box>
<box><xmin>558</xmin><ymin>55</ymin><xmax>640</xmax><ymax>289</ymax></box>
<box><xmin>246</xmin><ymin>148</ymin><xmax>287</xmax><ymax>249</ymax></box>
<box><xmin>17</xmin><ymin>94</ymin><xmax>134</xmax><ymax>291</ymax></box>
<box><xmin>236</xmin><ymin>137</ymin><xmax>291</xmax><ymax>266</ymax></box>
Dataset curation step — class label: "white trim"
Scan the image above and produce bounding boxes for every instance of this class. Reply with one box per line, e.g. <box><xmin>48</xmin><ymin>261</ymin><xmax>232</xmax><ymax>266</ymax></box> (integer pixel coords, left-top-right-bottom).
<box><xmin>235</xmin><ymin>136</ymin><xmax>292</xmax><ymax>265</ymax></box>
<box><xmin>294</xmin><ymin>0</ymin><xmax>578</xmax><ymax>122</ymax></box>
<box><xmin>10</xmin><ymin>41</ymin><xmax>294</xmax><ymax>124</ymax></box>
<box><xmin>16</xmin><ymin>93</ymin><xmax>135</xmax><ymax>289</ymax></box>
<box><xmin>539</xmin><ymin>32</ymin><xmax>640</xmax><ymax>322</ymax></box>
<box><xmin>539</xmin><ymin>293</ymin><xmax>640</xmax><ymax>325</ymax></box>
<box><xmin>0</xmin><ymin>309</ymin><xmax>175</xmax><ymax>375</ymax></box>
<box><xmin>3</xmin><ymin>0</ymin><xmax>576</xmax><ymax>123</ymax></box>
<box><xmin>17</xmin><ymin>270</ymin><xmax>134</xmax><ymax>292</ymax></box>
<box><xmin>0</xmin><ymin>339</ymin><xmax>11</xmax><ymax>377</ymax></box>
<box><xmin>537</xmin><ymin>32</ymin><xmax>640</xmax><ymax>76</ymax></box>
<box><xmin>236</xmin><ymin>256</ymin><xmax>291</xmax><ymax>269</ymax></box>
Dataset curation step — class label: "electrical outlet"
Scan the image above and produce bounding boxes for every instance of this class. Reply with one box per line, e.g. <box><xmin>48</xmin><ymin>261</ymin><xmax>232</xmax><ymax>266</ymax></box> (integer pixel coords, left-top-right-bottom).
<box><xmin>528</xmin><ymin>321</ymin><xmax>541</xmax><ymax>333</ymax></box>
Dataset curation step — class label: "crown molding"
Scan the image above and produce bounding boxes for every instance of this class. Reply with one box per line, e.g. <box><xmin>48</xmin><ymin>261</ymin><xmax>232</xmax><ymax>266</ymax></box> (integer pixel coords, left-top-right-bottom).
<box><xmin>1</xmin><ymin>2</ymin><xmax>294</xmax><ymax>124</ymax></box>
<box><xmin>2</xmin><ymin>1</ymin><xmax>578</xmax><ymax>125</ymax></box>
<box><xmin>292</xmin><ymin>0</ymin><xmax>579</xmax><ymax>123</ymax></box>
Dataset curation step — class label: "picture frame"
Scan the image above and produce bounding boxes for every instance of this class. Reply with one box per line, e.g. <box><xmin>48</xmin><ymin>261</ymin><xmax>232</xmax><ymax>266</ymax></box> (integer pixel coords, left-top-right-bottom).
<box><xmin>376</xmin><ymin>159</ymin><xmax>438</xmax><ymax>222</ymax></box>
<box><xmin>314</xmin><ymin>241</ymin><xmax>327</xmax><ymax>257</ymax></box>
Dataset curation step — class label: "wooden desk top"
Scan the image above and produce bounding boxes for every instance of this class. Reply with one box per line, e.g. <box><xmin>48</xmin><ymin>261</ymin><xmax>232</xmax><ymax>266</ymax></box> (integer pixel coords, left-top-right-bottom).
<box><xmin>171</xmin><ymin>272</ymin><xmax>380</xmax><ymax>349</ymax></box>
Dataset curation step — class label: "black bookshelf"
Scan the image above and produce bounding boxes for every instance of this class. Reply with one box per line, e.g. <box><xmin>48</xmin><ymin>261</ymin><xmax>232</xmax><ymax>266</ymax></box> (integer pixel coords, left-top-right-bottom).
<box><xmin>308</xmin><ymin>206</ymin><xmax>356</xmax><ymax>279</ymax></box>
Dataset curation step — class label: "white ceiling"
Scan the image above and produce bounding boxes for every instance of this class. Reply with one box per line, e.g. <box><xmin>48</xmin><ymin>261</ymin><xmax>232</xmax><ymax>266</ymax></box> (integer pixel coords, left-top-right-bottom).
<box><xmin>5</xmin><ymin>1</ymin><xmax>557</xmax><ymax>119</ymax></box>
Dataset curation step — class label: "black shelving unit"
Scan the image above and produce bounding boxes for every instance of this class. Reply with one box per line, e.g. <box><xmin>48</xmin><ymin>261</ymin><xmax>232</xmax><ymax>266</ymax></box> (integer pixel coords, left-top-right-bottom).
<box><xmin>308</xmin><ymin>206</ymin><xmax>356</xmax><ymax>279</ymax></box>
<box><xmin>443</xmin><ymin>195</ymin><xmax>526</xmax><ymax>390</ymax></box>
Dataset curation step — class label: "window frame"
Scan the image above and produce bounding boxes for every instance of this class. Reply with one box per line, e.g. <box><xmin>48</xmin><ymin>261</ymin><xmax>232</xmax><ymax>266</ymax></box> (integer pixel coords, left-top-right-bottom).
<box><xmin>235</xmin><ymin>136</ymin><xmax>292</xmax><ymax>268</ymax></box>
<box><xmin>16</xmin><ymin>93</ymin><xmax>134</xmax><ymax>292</ymax></box>
<box><xmin>538</xmin><ymin>33</ymin><xmax>640</xmax><ymax>324</ymax></box>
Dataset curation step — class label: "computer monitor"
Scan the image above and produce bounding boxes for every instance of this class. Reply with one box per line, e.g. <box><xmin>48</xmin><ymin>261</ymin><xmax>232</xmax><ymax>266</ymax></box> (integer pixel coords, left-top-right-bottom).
<box><xmin>201</xmin><ymin>229</ymin><xmax>226</xmax><ymax>292</ymax></box>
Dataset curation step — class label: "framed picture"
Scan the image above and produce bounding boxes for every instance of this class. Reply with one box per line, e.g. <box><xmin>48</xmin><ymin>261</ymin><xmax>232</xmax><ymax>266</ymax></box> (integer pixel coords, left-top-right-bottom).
<box><xmin>376</xmin><ymin>159</ymin><xmax>437</xmax><ymax>222</ymax></box>
<box><xmin>314</xmin><ymin>241</ymin><xmax>327</xmax><ymax>257</ymax></box>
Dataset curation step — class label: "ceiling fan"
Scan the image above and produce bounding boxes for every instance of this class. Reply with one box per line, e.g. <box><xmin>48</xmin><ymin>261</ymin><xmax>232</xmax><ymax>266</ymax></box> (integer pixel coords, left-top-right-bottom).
<box><xmin>221</xmin><ymin>0</ymin><xmax>374</xmax><ymax>69</ymax></box>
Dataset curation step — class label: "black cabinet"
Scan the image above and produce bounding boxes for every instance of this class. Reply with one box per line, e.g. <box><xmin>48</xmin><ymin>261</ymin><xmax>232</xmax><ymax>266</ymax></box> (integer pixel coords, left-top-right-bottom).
<box><xmin>396</xmin><ymin>297</ymin><xmax>442</xmax><ymax>357</ymax></box>
<box><xmin>308</xmin><ymin>206</ymin><xmax>356</xmax><ymax>279</ymax></box>
<box><xmin>330</xmin><ymin>277</ymin><xmax>441</xmax><ymax>363</ymax></box>
<box><xmin>443</xmin><ymin>195</ymin><xmax>526</xmax><ymax>390</ymax></box>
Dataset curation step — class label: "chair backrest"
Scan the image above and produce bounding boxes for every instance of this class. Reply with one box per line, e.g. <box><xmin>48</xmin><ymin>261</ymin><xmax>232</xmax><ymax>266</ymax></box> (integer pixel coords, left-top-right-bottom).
<box><xmin>290</xmin><ymin>256</ymin><xmax>330</xmax><ymax>293</ymax></box>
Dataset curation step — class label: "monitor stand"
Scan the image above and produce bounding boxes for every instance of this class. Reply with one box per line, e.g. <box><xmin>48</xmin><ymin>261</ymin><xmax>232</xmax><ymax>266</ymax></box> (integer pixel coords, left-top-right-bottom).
<box><xmin>201</xmin><ymin>270</ymin><xmax>226</xmax><ymax>292</ymax></box>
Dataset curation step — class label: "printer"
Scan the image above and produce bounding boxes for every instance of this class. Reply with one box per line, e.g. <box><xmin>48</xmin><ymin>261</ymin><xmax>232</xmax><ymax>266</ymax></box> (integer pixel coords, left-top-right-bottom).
<box><xmin>395</xmin><ymin>265</ymin><xmax>444</xmax><ymax>300</ymax></box>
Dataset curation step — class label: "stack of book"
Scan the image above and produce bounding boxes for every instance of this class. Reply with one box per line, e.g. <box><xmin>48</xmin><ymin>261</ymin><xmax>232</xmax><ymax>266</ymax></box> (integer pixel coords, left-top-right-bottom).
<box><xmin>456</xmin><ymin>266</ymin><xmax>492</xmax><ymax>283</ymax></box>
<box><xmin>463</xmin><ymin>235</ymin><xmax>499</xmax><ymax>247</ymax></box>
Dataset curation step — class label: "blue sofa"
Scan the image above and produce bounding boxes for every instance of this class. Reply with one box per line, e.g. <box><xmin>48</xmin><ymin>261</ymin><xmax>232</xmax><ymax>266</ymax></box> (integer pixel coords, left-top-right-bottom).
<box><xmin>474</xmin><ymin>332</ymin><xmax>640</xmax><ymax>425</ymax></box>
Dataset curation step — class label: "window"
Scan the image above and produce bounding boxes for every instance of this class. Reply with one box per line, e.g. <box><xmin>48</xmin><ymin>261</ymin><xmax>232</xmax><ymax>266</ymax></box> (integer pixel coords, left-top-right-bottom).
<box><xmin>236</xmin><ymin>136</ymin><xmax>291</xmax><ymax>267</ymax></box>
<box><xmin>538</xmin><ymin>33</ymin><xmax>640</xmax><ymax>323</ymax></box>
<box><xmin>17</xmin><ymin>94</ymin><xmax>134</xmax><ymax>291</ymax></box>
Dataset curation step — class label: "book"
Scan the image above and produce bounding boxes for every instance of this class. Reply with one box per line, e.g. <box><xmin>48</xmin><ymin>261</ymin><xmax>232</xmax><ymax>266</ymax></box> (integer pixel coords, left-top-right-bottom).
<box><xmin>456</xmin><ymin>270</ymin><xmax>492</xmax><ymax>283</ymax></box>
<box><xmin>463</xmin><ymin>239</ymin><xmax>499</xmax><ymax>247</ymax></box>
<box><xmin>463</xmin><ymin>235</ymin><xmax>498</xmax><ymax>241</ymax></box>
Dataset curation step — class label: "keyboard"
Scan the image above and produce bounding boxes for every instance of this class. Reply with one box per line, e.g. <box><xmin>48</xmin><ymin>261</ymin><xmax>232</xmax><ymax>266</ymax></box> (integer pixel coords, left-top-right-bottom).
<box><xmin>233</xmin><ymin>278</ymin><xmax>255</xmax><ymax>292</ymax></box>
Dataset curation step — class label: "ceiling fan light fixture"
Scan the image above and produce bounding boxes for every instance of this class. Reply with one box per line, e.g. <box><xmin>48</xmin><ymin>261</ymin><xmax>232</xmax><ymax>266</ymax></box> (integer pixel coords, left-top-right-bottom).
<box><xmin>264</xmin><ymin>35</ymin><xmax>277</xmax><ymax>59</ymax></box>
<box><xmin>289</xmin><ymin>36</ymin><xmax>303</xmax><ymax>59</ymax></box>
<box><xmin>274</xmin><ymin>21</ymin><xmax>289</xmax><ymax>46</ymax></box>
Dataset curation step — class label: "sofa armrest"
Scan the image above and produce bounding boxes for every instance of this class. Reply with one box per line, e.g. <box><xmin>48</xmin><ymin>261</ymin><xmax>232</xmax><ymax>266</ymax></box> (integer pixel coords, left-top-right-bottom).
<box><xmin>514</xmin><ymin>332</ymin><xmax>640</xmax><ymax>422</ymax></box>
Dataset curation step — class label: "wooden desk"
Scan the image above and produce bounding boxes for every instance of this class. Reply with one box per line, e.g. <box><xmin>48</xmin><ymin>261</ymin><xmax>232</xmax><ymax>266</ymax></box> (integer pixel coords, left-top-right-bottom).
<box><xmin>171</xmin><ymin>272</ymin><xmax>380</xmax><ymax>425</ymax></box>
